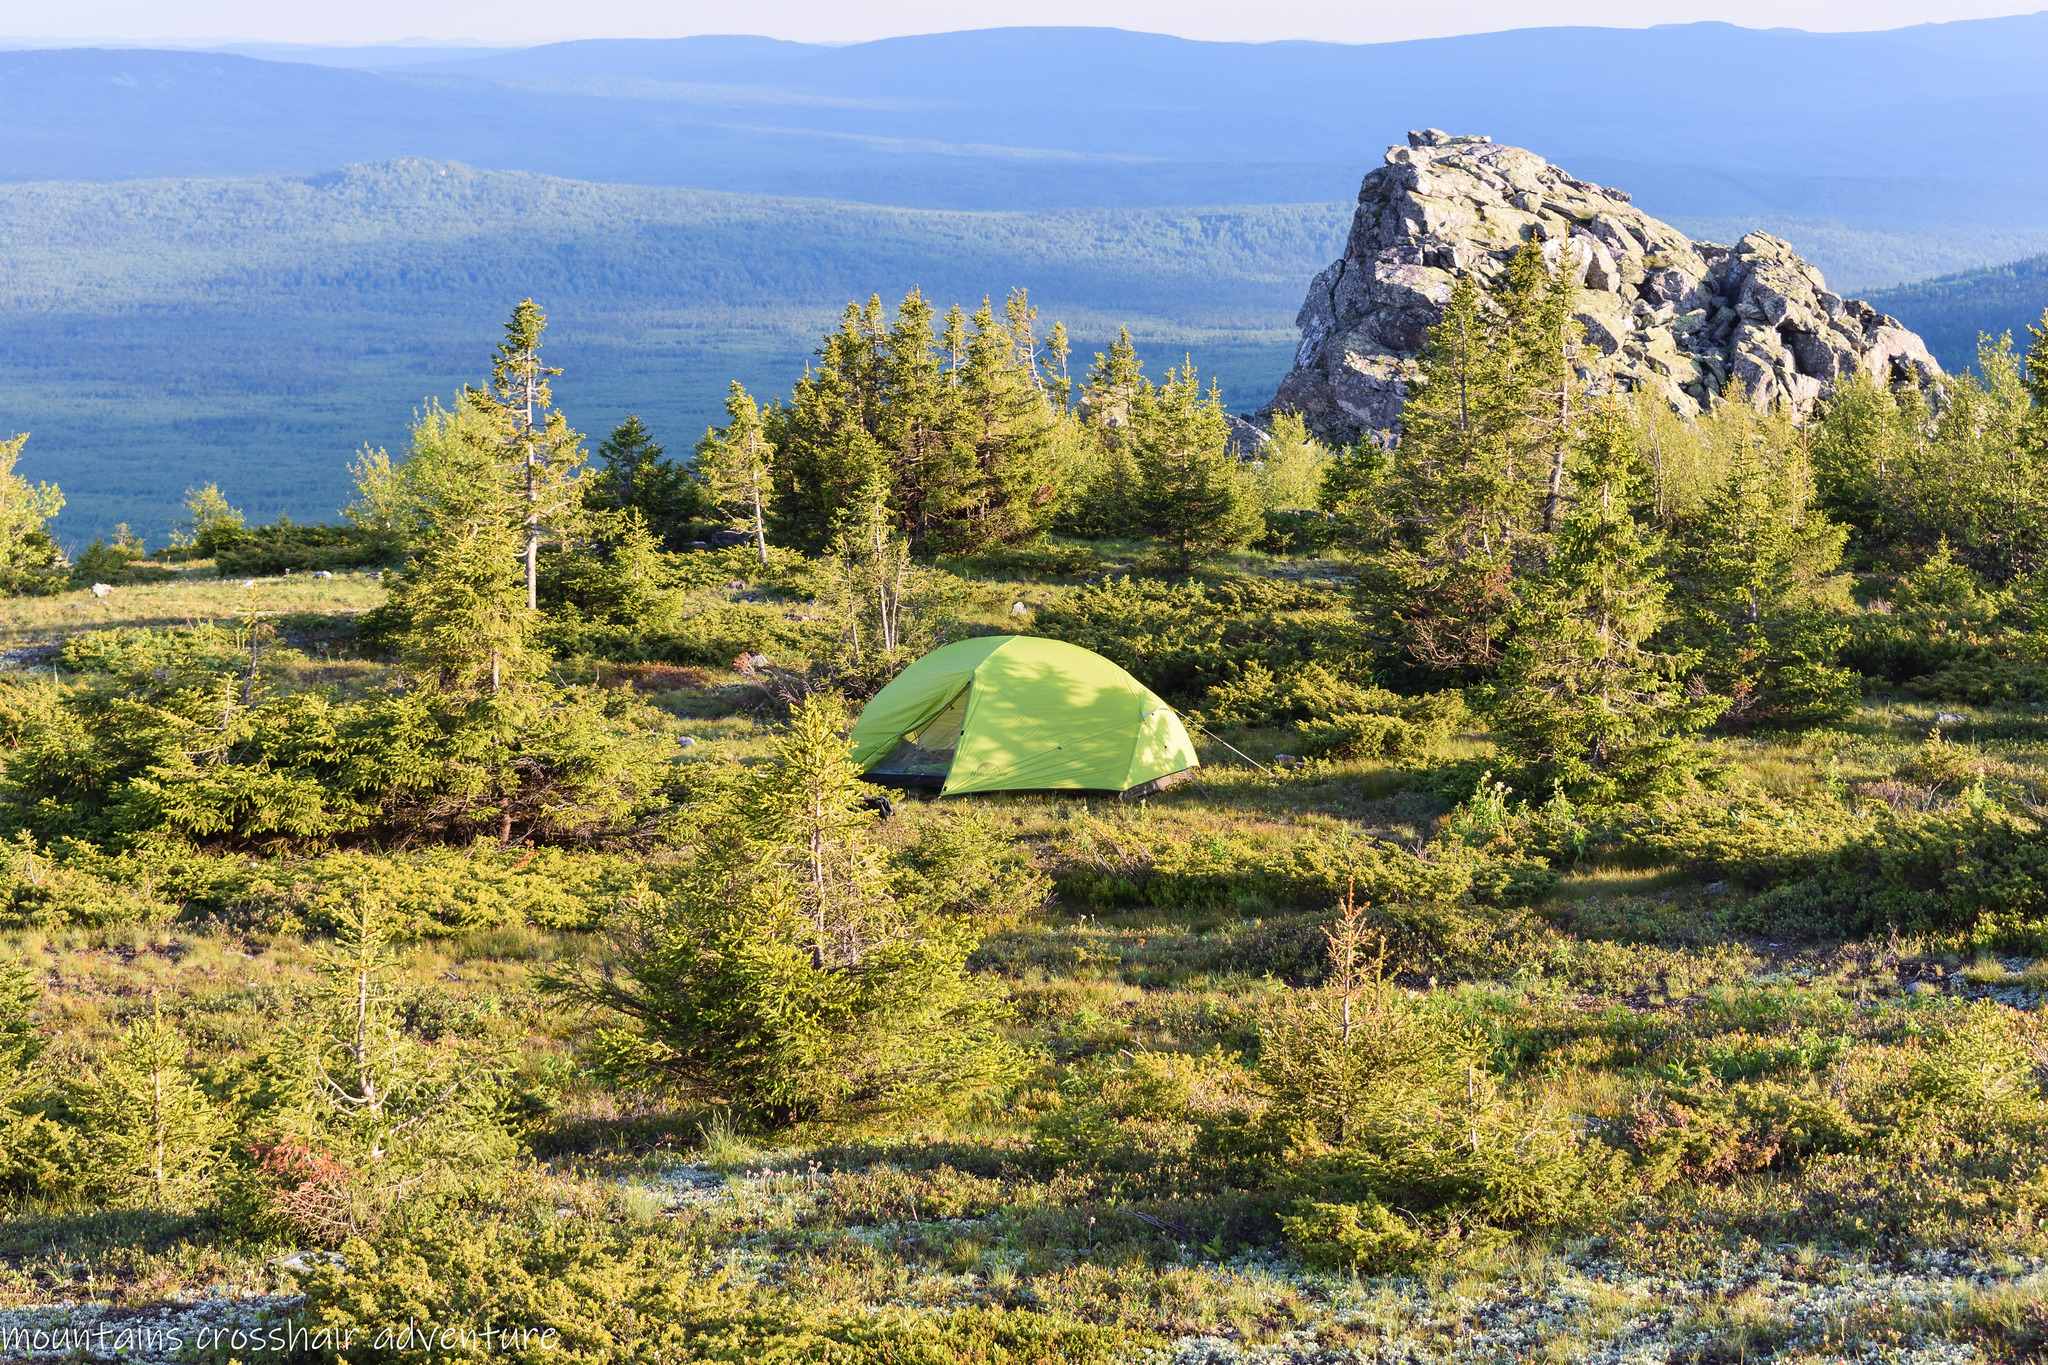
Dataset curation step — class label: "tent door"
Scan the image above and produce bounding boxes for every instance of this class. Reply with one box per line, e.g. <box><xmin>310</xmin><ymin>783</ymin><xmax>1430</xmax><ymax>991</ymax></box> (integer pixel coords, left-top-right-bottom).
<box><xmin>865</xmin><ymin>685</ymin><xmax>970</xmax><ymax>788</ymax></box>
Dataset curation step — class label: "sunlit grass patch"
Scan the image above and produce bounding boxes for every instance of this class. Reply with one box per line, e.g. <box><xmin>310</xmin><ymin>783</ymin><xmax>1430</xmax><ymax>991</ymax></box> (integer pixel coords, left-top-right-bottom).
<box><xmin>0</xmin><ymin>568</ymin><xmax>386</xmax><ymax>648</ymax></box>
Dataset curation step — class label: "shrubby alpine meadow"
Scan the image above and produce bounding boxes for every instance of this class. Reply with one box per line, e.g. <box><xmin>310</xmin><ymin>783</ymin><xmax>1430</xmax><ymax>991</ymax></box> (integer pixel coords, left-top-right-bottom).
<box><xmin>6</xmin><ymin>135</ymin><xmax>2048</xmax><ymax>1364</ymax></box>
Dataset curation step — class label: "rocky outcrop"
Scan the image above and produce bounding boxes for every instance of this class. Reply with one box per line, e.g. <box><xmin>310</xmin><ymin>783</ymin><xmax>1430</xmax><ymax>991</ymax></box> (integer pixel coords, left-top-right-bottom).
<box><xmin>1263</xmin><ymin>130</ymin><xmax>1941</xmax><ymax>443</ymax></box>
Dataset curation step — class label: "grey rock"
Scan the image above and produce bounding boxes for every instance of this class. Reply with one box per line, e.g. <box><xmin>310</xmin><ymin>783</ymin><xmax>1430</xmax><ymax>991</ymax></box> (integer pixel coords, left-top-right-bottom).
<box><xmin>1222</xmin><ymin>414</ymin><xmax>1270</xmax><ymax>457</ymax></box>
<box><xmin>1261</xmin><ymin>137</ymin><xmax>1942</xmax><ymax>444</ymax></box>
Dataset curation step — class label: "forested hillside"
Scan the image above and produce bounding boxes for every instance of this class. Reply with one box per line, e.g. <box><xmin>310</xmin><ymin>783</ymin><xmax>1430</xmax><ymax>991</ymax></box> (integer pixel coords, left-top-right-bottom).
<box><xmin>1872</xmin><ymin>251</ymin><xmax>2048</xmax><ymax>373</ymax></box>
<box><xmin>0</xmin><ymin>161</ymin><xmax>1345</xmax><ymax>536</ymax></box>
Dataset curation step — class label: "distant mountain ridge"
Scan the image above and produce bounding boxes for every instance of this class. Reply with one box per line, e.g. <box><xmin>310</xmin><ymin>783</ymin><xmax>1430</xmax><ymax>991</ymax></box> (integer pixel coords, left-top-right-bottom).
<box><xmin>8</xmin><ymin>19</ymin><xmax>2048</xmax><ymax>247</ymax></box>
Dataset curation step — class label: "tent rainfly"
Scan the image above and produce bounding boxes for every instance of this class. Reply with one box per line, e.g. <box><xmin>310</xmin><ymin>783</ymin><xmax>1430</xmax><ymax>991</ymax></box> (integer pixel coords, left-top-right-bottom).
<box><xmin>848</xmin><ymin>636</ymin><xmax>1199</xmax><ymax>797</ymax></box>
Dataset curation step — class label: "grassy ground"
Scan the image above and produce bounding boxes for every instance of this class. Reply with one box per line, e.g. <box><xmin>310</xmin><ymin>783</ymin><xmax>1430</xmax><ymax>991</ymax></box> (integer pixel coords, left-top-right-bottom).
<box><xmin>0</xmin><ymin>566</ymin><xmax>386</xmax><ymax>649</ymax></box>
<box><xmin>7</xmin><ymin>558</ymin><xmax>2048</xmax><ymax>1362</ymax></box>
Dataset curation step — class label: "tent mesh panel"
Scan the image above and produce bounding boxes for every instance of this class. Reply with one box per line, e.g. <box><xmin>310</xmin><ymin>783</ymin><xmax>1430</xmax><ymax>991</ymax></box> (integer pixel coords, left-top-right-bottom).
<box><xmin>867</xmin><ymin>685</ymin><xmax>969</xmax><ymax>778</ymax></box>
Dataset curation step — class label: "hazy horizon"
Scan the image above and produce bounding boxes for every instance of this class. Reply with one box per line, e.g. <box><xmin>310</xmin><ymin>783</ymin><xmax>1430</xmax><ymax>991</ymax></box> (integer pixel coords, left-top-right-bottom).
<box><xmin>4</xmin><ymin>3</ymin><xmax>2045</xmax><ymax>49</ymax></box>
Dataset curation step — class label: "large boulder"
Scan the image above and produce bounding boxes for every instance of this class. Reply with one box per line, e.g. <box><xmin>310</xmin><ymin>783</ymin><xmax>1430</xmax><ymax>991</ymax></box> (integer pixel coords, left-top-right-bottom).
<box><xmin>1263</xmin><ymin>130</ymin><xmax>1941</xmax><ymax>443</ymax></box>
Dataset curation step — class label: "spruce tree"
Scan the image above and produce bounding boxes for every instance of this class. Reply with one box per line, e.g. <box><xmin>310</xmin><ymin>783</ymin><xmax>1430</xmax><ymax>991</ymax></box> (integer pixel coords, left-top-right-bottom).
<box><xmin>696</xmin><ymin>383</ymin><xmax>778</xmax><ymax>566</ymax></box>
<box><xmin>773</xmin><ymin>296</ymin><xmax>893</xmax><ymax>553</ymax></box>
<box><xmin>1353</xmin><ymin>276</ymin><xmax>1530</xmax><ymax>673</ymax></box>
<box><xmin>464</xmin><ymin>300</ymin><xmax>586</xmax><ymax>609</ymax></box>
<box><xmin>1059</xmin><ymin>328</ymin><xmax>1148</xmax><ymax>537</ymax></box>
<box><xmin>770</xmin><ymin>290</ymin><xmax>1068</xmax><ymax>557</ymax></box>
<box><xmin>77</xmin><ymin>1001</ymin><xmax>225</xmax><ymax>1211</ymax></box>
<box><xmin>588</xmin><ymin>415</ymin><xmax>704</xmax><ymax>547</ymax></box>
<box><xmin>1478</xmin><ymin>402</ymin><xmax>1724</xmax><ymax>797</ymax></box>
<box><xmin>876</xmin><ymin>290</ymin><xmax>966</xmax><ymax>553</ymax></box>
<box><xmin>556</xmin><ymin>695</ymin><xmax>1017</xmax><ymax>1125</ymax></box>
<box><xmin>169</xmin><ymin>483</ymin><xmax>244</xmax><ymax>554</ymax></box>
<box><xmin>1663</xmin><ymin>412</ymin><xmax>1858</xmax><ymax>723</ymax></box>
<box><xmin>265</xmin><ymin>900</ymin><xmax>510</xmax><ymax>1239</ymax></box>
<box><xmin>1127</xmin><ymin>363</ymin><xmax>1261</xmax><ymax>570</ymax></box>
<box><xmin>951</xmin><ymin>292</ymin><xmax>1060</xmax><ymax>554</ymax></box>
<box><xmin>385</xmin><ymin>404</ymin><xmax>537</xmax><ymax>703</ymax></box>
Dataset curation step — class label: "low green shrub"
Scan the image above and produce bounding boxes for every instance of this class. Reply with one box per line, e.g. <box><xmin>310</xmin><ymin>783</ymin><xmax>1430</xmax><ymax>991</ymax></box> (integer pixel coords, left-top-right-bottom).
<box><xmin>1294</xmin><ymin>690</ymin><xmax>1466</xmax><ymax>763</ymax></box>
<box><xmin>211</xmin><ymin>519</ymin><xmax>390</xmax><ymax>578</ymax></box>
<box><xmin>230</xmin><ymin>844</ymin><xmax>646</xmax><ymax>937</ymax></box>
<box><xmin>295</xmin><ymin>1216</ymin><xmax>1137</xmax><ymax>1364</ymax></box>
<box><xmin>1032</xmin><ymin>1049</ymin><xmax>1255</xmax><ymax>1170</ymax></box>
<box><xmin>1738</xmin><ymin>807</ymin><xmax>2048</xmax><ymax>947</ymax></box>
<box><xmin>1032</xmin><ymin>574</ymin><xmax>1362</xmax><ymax>706</ymax></box>
<box><xmin>1254</xmin><ymin>926</ymin><xmax>1622</xmax><ymax>1269</ymax></box>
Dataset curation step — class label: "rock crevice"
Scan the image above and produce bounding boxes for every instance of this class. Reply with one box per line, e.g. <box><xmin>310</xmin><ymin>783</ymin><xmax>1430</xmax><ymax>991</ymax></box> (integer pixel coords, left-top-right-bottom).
<box><xmin>1263</xmin><ymin>129</ymin><xmax>1941</xmax><ymax>443</ymax></box>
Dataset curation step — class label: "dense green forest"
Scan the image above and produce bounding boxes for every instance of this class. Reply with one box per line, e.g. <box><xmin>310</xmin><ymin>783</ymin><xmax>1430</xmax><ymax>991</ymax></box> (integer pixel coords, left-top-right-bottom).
<box><xmin>1871</xmin><ymin>250</ymin><xmax>2048</xmax><ymax>375</ymax></box>
<box><xmin>8</xmin><ymin>243</ymin><xmax>2048</xmax><ymax>1359</ymax></box>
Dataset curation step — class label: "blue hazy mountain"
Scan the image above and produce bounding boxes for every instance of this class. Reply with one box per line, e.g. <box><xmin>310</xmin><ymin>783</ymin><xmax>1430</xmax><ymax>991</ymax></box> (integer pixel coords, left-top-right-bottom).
<box><xmin>7</xmin><ymin>19</ymin><xmax>2048</xmax><ymax>236</ymax></box>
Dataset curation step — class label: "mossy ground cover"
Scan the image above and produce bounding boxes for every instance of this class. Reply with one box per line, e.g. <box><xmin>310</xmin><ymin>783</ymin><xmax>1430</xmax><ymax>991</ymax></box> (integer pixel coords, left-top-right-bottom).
<box><xmin>4</xmin><ymin>556</ymin><xmax>2048</xmax><ymax>1362</ymax></box>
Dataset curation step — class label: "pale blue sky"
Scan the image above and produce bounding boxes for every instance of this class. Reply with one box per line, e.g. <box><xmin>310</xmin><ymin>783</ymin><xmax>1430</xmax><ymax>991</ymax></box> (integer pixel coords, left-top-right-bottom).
<box><xmin>3</xmin><ymin>0</ymin><xmax>2040</xmax><ymax>47</ymax></box>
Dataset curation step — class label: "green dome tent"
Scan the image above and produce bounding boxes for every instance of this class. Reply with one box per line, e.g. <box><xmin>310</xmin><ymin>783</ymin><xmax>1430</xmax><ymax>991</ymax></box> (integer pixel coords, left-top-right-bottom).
<box><xmin>849</xmin><ymin>636</ymin><xmax>1199</xmax><ymax>797</ymax></box>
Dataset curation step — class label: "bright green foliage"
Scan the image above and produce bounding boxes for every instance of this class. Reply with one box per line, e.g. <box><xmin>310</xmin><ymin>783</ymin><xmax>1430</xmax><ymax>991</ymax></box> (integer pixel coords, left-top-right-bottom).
<box><xmin>812</xmin><ymin>473</ymin><xmax>960</xmax><ymax>696</ymax></box>
<box><xmin>1056</xmin><ymin>329</ymin><xmax>1155</xmax><ymax>540</ymax></box>
<box><xmin>0</xmin><ymin>608</ymin><xmax>672</xmax><ymax>849</ymax></box>
<box><xmin>1260</xmin><ymin>894</ymin><xmax>1609</xmax><ymax>1269</ymax></box>
<box><xmin>1660</xmin><ymin>402</ymin><xmax>1859</xmax><ymax>723</ymax></box>
<box><xmin>1810</xmin><ymin>328</ymin><xmax>2048</xmax><ymax>580</ymax></box>
<box><xmin>463</xmin><ymin>300</ymin><xmax>587</xmax><ymax>610</ymax></box>
<box><xmin>70</xmin><ymin>524</ymin><xmax>171</xmax><ymax>589</ymax></box>
<box><xmin>169</xmin><ymin>483</ymin><xmax>246</xmax><ymax>554</ymax></box>
<box><xmin>74</xmin><ymin>1001</ymin><xmax>226</xmax><ymax>1210</ymax></box>
<box><xmin>1744</xmin><ymin>806</ymin><xmax>2048</xmax><ymax>949</ymax></box>
<box><xmin>537</xmin><ymin>512</ymin><xmax>688</xmax><ymax>657</ymax></box>
<box><xmin>1032</xmin><ymin>573</ymin><xmax>1363</xmax><ymax>705</ymax></box>
<box><xmin>1126</xmin><ymin>363</ymin><xmax>1262</xmax><ymax>570</ymax></box>
<box><xmin>585</xmin><ymin>414</ymin><xmax>707</xmax><ymax>548</ymax></box>
<box><xmin>1258</xmin><ymin>898</ymin><xmax>1482</xmax><ymax>1150</ymax></box>
<box><xmin>209</xmin><ymin>516</ymin><xmax>385</xmax><ymax>578</ymax></box>
<box><xmin>1250</xmin><ymin>411</ymin><xmax>1337</xmax><ymax>552</ymax></box>
<box><xmin>293</xmin><ymin>1217</ymin><xmax>1135</xmax><ymax>1365</ymax></box>
<box><xmin>694</xmin><ymin>384</ymin><xmax>776</xmax><ymax>565</ymax></box>
<box><xmin>0</xmin><ymin>965</ymin><xmax>68</xmax><ymax>1193</ymax></box>
<box><xmin>0</xmin><ymin>434</ymin><xmax>65</xmax><ymax>597</ymax></box>
<box><xmin>1841</xmin><ymin>538</ymin><xmax>2007</xmax><ymax>687</ymax></box>
<box><xmin>1478</xmin><ymin>402</ymin><xmax>1724</xmax><ymax>797</ymax></box>
<box><xmin>257</xmin><ymin>899</ymin><xmax>512</xmax><ymax>1242</ymax></box>
<box><xmin>560</xmin><ymin>695</ymin><xmax>1017</xmax><ymax>1125</ymax></box>
<box><xmin>1056</xmin><ymin>328</ymin><xmax>1149</xmax><ymax>537</ymax></box>
<box><xmin>1251</xmin><ymin>411</ymin><xmax>1333</xmax><ymax>514</ymax></box>
<box><xmin>1032</xmin><ymin>1047</ymin><xmax>1255</xmax><ymax>1168</ymax></box>
<box><xmin>1194</xmin><ymin>658</ymin><xmax>1465</xmax><ymax>765</ymax></box>
<box><xmin>1292</xmin><ymin>689</ymin><xmax>1467</xmax><ymax>764</ymax></box>
<box><xmin>770</xmin><ymin>290</ymin><xmax>1062</xmax><ymax>558</ymax></box>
